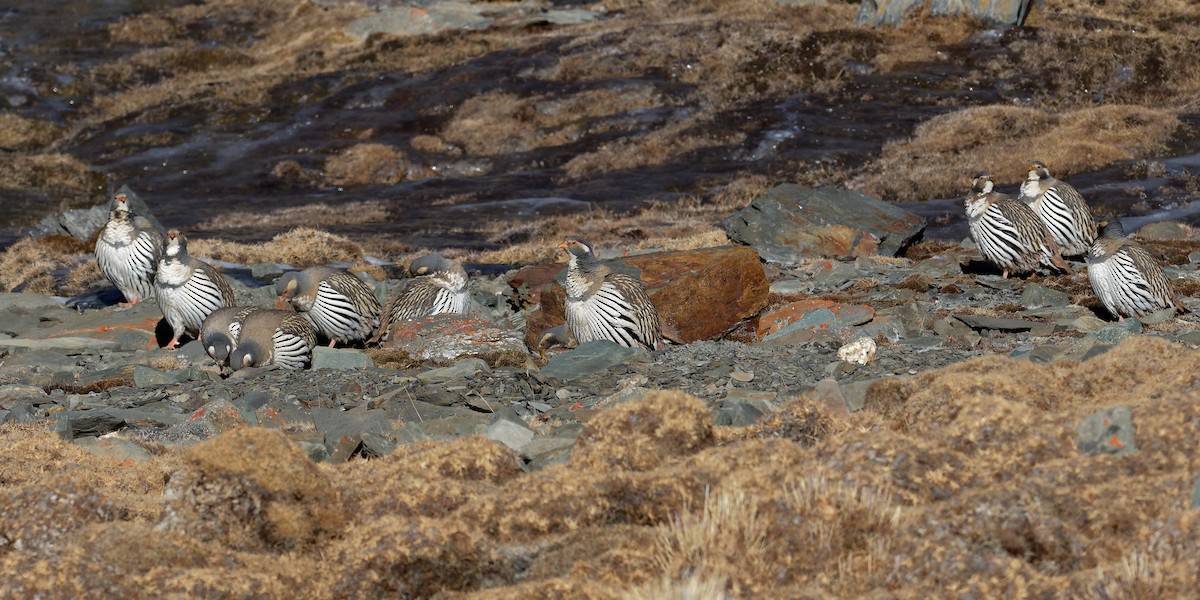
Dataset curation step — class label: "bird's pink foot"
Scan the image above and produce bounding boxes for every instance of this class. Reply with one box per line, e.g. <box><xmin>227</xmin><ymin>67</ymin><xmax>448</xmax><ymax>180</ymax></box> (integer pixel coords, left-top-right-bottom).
<box><xmin>166</xmin><ymin>338</ymin><xmax>179</xmax><ymax>350</ymax></box>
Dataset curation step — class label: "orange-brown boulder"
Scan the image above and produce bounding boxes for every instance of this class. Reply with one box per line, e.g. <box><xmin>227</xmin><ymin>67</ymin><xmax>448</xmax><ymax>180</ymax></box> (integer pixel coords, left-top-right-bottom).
<box><xmin>511</xmin><ymin>245</ymin><xmax>768</xmax><ymax>347</ymax></box>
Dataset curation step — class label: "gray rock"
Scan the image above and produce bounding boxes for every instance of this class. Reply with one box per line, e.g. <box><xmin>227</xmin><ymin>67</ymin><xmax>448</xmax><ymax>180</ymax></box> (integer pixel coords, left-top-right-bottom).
<box><xmin>953</xmin><ymin>314</ymin><xmax>1055</xmax><ymax>335</ymax></box>
<box><xmin>856</xmin><ymin>0</ymin><xmax>1039</xmax><ymax>26</ymax></box>
<box><xmin>769</xmin><ymin>279</ymin><xmax>807</xmax><ymax>295</ymax></box>
<box><xmin>166</xmin><ymin>398</ymin><xmax>250</xmax><ymax>442</ymax></box>
<box><xmin>1086</xmin><ymin>319</ymin><xmax>1143</xmax><ymax>344</ymax></box>
<box><xmin>54</xmin><ymin>410</ymin><xmax>126</xmax><ymax>440</ymax></box>
<box><xmin>1067</xmin><ymin>315</ymin><xmax>1109</xmax><ymax>333</ymax></box>
<box><xmin>838</xmin><ymin>378</ymin><xmax>878</xmax><ymax>412</ymax></box>
<box><xmin>311</xmin><ymin>347</ymin><xmax>375</xmax><ymax>370</ymax></box>
<box><xmin>417</xmin><ymin>357</ymin><xmax>491</xmax><ymax>383</ymax></box>
<box><xmin>724</xmin><ymin>184</ymin><xmax>925</xmax><ymax>266</ymax></box>
<box><xmin>249</xmin><ymin>263</ymin><xmax>285</xmax><ymax>279</ymax></box>
<box><xmin>539</xmin><ymin>341</ymin><xmax>648</xmax><ymax>382</ymax></box>
<box><xmin>133</xmin><ymin>366</ymin><xmax>188</xmax><ymax>388</ymax></box>
<box><xmin>0</xmin><ymin>337</ymin><xmax>119</xmax><ymax>352</ymax></box>
<box><xmin>812</xmin><ymin>261</ymin><xmax>865</xmax><ymax>287</ymax></box>
<box><xmin>378</xmin><ymin>314</ymin><xmax>528</xmax><ymax>362</ymax></box>
<box><xmin>1174</xmin><ymin>331</ymin><xmax>1200</xmax><ymax>347</ymax></box>
<box><xmin>0</xmin><ymin>292</ymin><xmax>64</xmax><ymax>313</ymax></box>
<box><xmin>1076</xmin><ymin>405</ymin><xmax>1136</xmax><ymax>456</ymax></box>
<box><xmin>360</xmin><ymin>431</ymin><xmax>397</xmax><ymax>458</ymax></box>
<box><xmin>74</xmin><ymin>436</ymin><xmax>152</xmax><ymax>463</ymax></box>
<box><xmin>521</xmin><ymin>437</ymin><xmax>575</xmax><ymax>470</ymax></box>
<box><xmin>234</xmin><ymin>391</ymin><xmax>272</xmax><ymax>421</ymax></box>
<box><xmin>295</xmin><ymin>440</ymin><xmax>331</xmax><ymax>462</ymax></box>
<box><xmin>254</xmin><ymin>399</ymin><xmax>314</xmax><ymax>430</ymax></box>
<box><xmin>485</xmin><ymin>418</ymin><xmax>534</xmax><ymax>452</ymax></box>
<box><xmin>312</xmin><ymin>407</ymin><xmax>394</xmax><ymax>463</ymax></box>
<box><xmin>1138</xmin><ymin>307</ymin><xmax>1177</xmax><ymax>325</ymax></box>
<box><xmin>1192</xmin><ymin>476</ymin><xmax>1200</xmax><ymax>510</ymax></box>
<box><xmin>715</xmin><ymin>389</ymin><xmax>776</xmax><ymax>426</ymax></box>
<box><xmin>1020</xmin><ymin>283</ymin><xmax>1069</xmax><ymax>309</ymax></box>
<box><xmin>59</xmin><ymin>204</ymin><xmax>108</xmax><ymax>241</ymax></box>
<box><xmin>0</xmin><ymin>384</ymin><xmax>48</xmax><ymax>400</ymax></box>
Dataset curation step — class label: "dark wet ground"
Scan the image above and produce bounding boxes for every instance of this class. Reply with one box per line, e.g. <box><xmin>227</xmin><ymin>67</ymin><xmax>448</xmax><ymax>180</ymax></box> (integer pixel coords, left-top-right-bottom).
<box><xmin>2</xmin><ymin>1</ymin><xmax>1198</xmax><ymax>250</ymax></box>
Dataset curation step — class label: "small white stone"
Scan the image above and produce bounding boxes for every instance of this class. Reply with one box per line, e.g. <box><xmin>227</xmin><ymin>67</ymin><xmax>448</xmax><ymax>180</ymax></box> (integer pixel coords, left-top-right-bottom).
<box><xmin>837</xmin><ymin>336</ymin><xmax>877</xmax><ymax>365</ymax></box>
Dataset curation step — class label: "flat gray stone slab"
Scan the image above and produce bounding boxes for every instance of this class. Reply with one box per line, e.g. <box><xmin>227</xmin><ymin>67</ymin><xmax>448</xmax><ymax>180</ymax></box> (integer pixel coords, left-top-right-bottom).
<box><xmin>540</xmin><ymin>341</ymin><xmax>648</xmax><ymax>382</ymax></box>
<box><xmin>1076</xmin><ymin>405</ymin><xmax>1137</xmax><ymax>456</ymax></box>
<box><xmin>0</xmin><ymin>337</ymin><xmax>119</xmax><ymax>351</ymax></box>
<box><xmin>724</xmin><ymin>184</ymin><xmax>925</xmax><ymax>265</ymax></box>
<box><xmin>953</xmin><ymin>314</ymin><xmax>1055</xmax><ymax>335</ymax></box>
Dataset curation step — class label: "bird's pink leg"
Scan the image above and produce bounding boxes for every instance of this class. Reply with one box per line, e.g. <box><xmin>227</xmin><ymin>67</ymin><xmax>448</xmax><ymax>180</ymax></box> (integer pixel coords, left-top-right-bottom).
<box><xmin>118</xmin><ymin>294</ymin><xmax>139</xmax><ymax>308</ymax></box>
<box><xmin>328</xmin><ymin>339</ymin><xmax>336</xmax><ymax>348</ymax></box>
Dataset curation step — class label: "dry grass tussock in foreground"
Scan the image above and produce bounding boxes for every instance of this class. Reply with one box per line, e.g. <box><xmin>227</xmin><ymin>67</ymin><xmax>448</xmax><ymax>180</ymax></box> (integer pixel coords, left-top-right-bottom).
<box><xmin>2</xmin><ymin>337</ymin><xmax>1200</xmax><ymax>596</ymax></box>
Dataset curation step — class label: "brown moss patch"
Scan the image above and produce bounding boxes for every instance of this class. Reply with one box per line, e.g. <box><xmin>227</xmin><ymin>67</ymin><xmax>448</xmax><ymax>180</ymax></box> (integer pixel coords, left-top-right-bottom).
<box><xmin>0</xmin><ymin>237</ymin><xmax>96</xmax><ymax>295</ymax></box>
<box><xmin>4</xmin><ymin>337</ymin><xmax>1200</xmax><ymax>595</ymax></box>
<box><xmin>853</xmin><ymin>105</ymin><xmax>1181</xmax><ymax>201</ymax></box>
<box><xmin>193</xmin><ymin>200</ymin><xmax>390</xmax><ymax>231</ymax></box>
<box><xmin>571</xmin><ymin>390</ymin><xmax>714</xmax><ymax>472</ymax></box>
<box><xmin>159</xmin><ymin>428</ymin><xmax>343</xmax><ymax>550</ymax></box>
<box><xmin>0</xmin><ymin>115</ymin><xmax>62</xmax><ymax>150</ymax></box>
<box><xmin>323</xmin><ymin>143</ymin><xmax>412</xmax><ymax>186</ymax></box>
<box><xmin>0</xmin><ymin>154</ymin><xmax>102</xmax><ymax>199</ymax></box>
<box><xmin>189</xmin><ymin>227</ymin><xmax>364</xmax><ymax>266</ymax></box>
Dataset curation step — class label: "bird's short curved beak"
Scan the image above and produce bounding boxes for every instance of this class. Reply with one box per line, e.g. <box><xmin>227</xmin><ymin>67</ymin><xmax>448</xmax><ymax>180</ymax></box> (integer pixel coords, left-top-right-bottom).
<box><xmin>558</xmin><ymin>241</ymin><xmax>571</xmax><ymax>250</ymax></box>
<box><xmin>275</xmin><ymin>296</ymin><xmax>287</xmax><ymax>309</ymax></box>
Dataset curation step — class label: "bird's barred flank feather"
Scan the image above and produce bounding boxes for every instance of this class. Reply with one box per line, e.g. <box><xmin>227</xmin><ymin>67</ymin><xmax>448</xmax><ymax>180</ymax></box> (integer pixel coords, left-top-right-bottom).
<box><xmin>559</xmin><ymin>239</ymin><xmax>662</xmax><ymax>351</ymax></box>
<box><xmin>966</xmin><ymin>175</ymin><xmax>1069</xmax><ymax>278</ymax></box>
<box><xmin>370</xmin><ymin>255</ymin><xmax>468</xmax><ymax>344</ymax></box>
<box><xmin>1087</xmin><ymin>221</ymin><xmax>1185</xmax><ymax>319</ymax></box>
<box><xmin>1021</xmin><ymin>162</ymin><xmax>1097</xmax><ymax>256</ymax></box>
<box><xmin>279</xmin><ymin>267</ymin><xmax>381</xmax><ymax>346</ymax></box>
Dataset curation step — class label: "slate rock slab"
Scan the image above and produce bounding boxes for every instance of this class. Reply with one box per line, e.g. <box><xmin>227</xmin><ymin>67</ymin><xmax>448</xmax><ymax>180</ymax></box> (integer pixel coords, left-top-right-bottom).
<box><xmin>540</xmin><ymin>341</ymin><xmax>648</xmax><ymax>382</ymax></box>
<box><xmin>312</xmin><ymin>408</ymin><xmax>394</xmax><ymax>463</ymax></box>
<box><xmin>311</xmin><ymin>347</ymin><xmax>375</xmax><ymax>370</ymax></box>
<box><xmin>1076</xmin><ymin>405</ymin><xmax>1136</xmax><ymax>456</ymax></box>
<box><xmin>953</xmin><ymin>314</ymin><xmax>1055</xmax><ymax>335</ymax></box>
<box><xmin>74</xmin><ymin>436</ymin><xmax>152</xmax><ymax>463</ymax></box>
<box><xmin>378</xmin><ymin>314</ymin><xmax>528</xmax><ymax>363</ymax></box>
<box><xmin>757</xmin><ymin>299</ymin><xmax>875</xmax><ymax>338</ymax></box>
<box><xmin>724</xmin><ymin>184</ymin><xmax>925</xmax><ymax>265</ymax></box>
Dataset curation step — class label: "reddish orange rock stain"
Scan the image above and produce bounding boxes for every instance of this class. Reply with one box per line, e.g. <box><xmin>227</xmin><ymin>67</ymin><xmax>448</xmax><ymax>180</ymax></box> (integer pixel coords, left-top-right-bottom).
<box><xmin>1108</xmin><ymin>435</ymin><xmax>1123</xmax><ymax>449</ymax></box>
<box><xmin>188</xmin><ymin>407</ymin><xmax>207</xmax><ymax>422</ymax></box>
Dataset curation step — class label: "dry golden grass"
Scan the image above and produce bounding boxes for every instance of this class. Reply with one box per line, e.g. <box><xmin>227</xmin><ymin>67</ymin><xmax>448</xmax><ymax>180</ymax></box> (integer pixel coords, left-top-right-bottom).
<box><xmin>193</xmin><ymin>200</ymin><xmax>389</xmax><ymax>231</ymax></box>
<box><xmin>0</xmin><ymin>236</ymin><xmax>96</xmax><ymax>295</ymax></box>
<box><xmin>562</xmin><ymin>122</ymin><xmax>744</xmax><ymax>181</ymax></box>
<box><xmin>0</xmin><ymin>154</ymin><xmax>101</xmax><ymax>200</ymax></box>
<box><xmin>0</xmin><ymin>115</ymin><xmax>62</xmax><ymax>150</ymax></box>
<box><xmin>323</xmin><ymin>143</ymin><xmax>411</xmax><ymax>186</ymax></box>
<box><xmin>441</xmin><ymin>86</ymin><xmax>667</xmax><ymax>157</ymax></box>
<box><xmin>3</xmin><ymin>338</ymin><xmax>1200</xmax><ymax>596</ymax></box>
<box><xmin>853</xmin><ymin>105</ymin><xmax>1182</xmax><ymax>201</ymax></box>
<box><xmin>189</xmin><ymin>227</ymin><xmax>364</xmax><ymax>266</ymax></box>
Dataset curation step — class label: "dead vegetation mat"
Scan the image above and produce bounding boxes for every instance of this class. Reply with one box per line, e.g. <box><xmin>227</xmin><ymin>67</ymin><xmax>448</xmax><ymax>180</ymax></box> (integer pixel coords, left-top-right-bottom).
<box><xmin>2</xmin><ymin>336</ymin><xmax>1199</xmax><ymax>597</ymax></box>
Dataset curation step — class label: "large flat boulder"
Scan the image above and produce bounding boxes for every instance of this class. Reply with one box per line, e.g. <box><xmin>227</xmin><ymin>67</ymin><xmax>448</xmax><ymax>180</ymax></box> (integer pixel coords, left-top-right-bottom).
<box><xmin>375</xmin><ymin>314</ymin><xmax>528</xmax><ymax>363</ymax></box>
<box><xmin>511</xmin><ymin>245</ymin><xmax>768</xmax><ymax>347</ymax></box>
<box><xmin>724</xmin><ymin>184</ymin><xmax>925</xmax><ymax>265</ymax></box>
